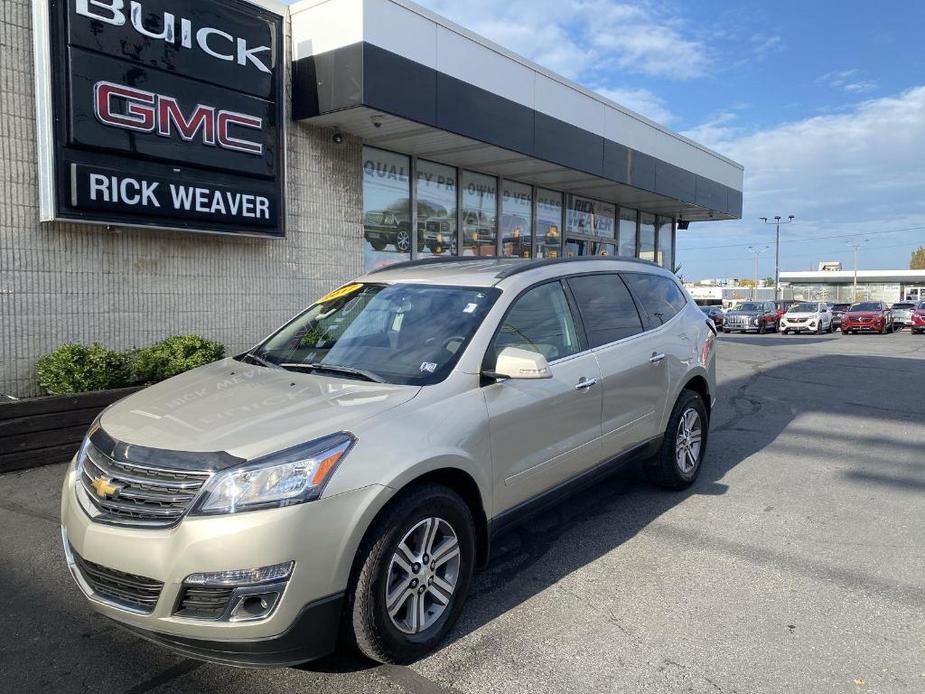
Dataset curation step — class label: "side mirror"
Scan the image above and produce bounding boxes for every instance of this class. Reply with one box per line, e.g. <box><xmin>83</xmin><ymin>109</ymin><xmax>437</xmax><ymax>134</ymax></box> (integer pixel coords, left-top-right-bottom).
<box><xmin>485</xmin><ymin>347</ymin><xmax>552</xmax><ymax>380</ymax></box>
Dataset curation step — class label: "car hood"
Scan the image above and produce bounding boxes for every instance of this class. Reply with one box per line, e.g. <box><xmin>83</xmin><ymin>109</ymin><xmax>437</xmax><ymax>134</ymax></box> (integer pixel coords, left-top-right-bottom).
<box><xmin>726</xmin><ymin>310</ymin><xmax>762</xmax><ymax>316</ymax></box>
<box><xmin>784</xmin><ymin>312</ymin><xmax>819</xmax><ymax>318</ymax></box>
<box><xmin>99</xmin><ymin>358</ymin><xmax>421</xmax><ymax>460</ymax></box>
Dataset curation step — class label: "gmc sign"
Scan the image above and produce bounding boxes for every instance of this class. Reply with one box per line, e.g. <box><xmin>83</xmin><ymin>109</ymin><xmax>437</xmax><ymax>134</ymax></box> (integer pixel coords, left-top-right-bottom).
<box><xmin>35</xmin><ymin>0</ymin><xmax>285</xmax><ymax>237</ymax></box>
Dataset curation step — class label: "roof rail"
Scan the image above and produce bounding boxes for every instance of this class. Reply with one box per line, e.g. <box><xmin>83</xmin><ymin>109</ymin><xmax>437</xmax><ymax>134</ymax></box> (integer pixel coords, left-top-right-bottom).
<box><xmin>494</xmin><ymin>255</ymin><xmax>659</xmax><ymax>279</ymax></box>
<box><xmin>365</xmin><ymin>256</ymin><xmax>508</xmax><ymax>275</ymax></box>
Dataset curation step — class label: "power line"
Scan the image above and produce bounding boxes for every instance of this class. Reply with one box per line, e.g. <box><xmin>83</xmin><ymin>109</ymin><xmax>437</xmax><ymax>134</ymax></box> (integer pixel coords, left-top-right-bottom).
<box><xmin>677</xmin><ymin>223</ymin><xmax>925</xmax><ymax>252</ymax></box>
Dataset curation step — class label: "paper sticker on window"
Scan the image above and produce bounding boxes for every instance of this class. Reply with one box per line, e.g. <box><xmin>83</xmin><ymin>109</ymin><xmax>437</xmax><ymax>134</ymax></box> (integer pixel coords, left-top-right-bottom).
<box><xmin>463</xmin><ymin>303</ymin><xmax>478</xmax><ymax>313</ymax></box>
<box><xmin>316</xmin><ymin>283</ymin><xmax>362</xmax><ymax>304</ymax></box>
<box><xmin>420</xmin><ymin>362</ymin><xmax>438</xmax><ymax>373</ymax></box>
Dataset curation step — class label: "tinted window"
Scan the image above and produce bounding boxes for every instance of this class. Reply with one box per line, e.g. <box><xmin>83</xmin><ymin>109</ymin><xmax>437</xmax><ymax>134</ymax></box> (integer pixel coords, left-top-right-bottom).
<box><xmin>490</xmin><ymin>282</ymin><xmax>580</xmax><ymax>364</ymax></box>
<box><xmin>568</xmin><ymin>274</ymin><xmax>644</xmax><ymax>347</ymax></box>
<box><xmin>623</xmin><ymin>273</ymin><xmax>688</xmax><ymax>327</ymax></box>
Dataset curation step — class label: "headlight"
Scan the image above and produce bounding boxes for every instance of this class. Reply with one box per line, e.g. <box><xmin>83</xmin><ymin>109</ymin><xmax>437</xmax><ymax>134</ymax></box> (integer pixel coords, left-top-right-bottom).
<box><xmin>192</xmin><ymin>433</ymin><xmax>355</xmax><ymax>515</ymax></box>
<box><xmin>74</xmin><ymin>417</ymin><xmax>101</xmax><ymax>478</ymax></box>
<box><xmin>751</xmin><ymin>317</ymin><xmax>759</xmax><ymax>325</ymax></box>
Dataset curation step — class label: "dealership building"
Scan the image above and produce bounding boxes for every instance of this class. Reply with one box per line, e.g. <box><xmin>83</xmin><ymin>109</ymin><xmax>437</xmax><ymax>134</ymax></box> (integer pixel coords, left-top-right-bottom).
<box><xmin>780</xmin><ymin>269</ymin><xmax>925</xmax><ymax>304</ymax></box>
<box><xmin>0</xmin><ymin>0</ymin><xmax>743</xmax><ymax>397</ymax></box>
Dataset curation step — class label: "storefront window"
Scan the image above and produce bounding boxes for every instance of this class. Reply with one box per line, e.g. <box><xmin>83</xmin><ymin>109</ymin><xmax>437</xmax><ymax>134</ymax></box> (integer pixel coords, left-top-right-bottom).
<box><xmin>567</xmin><ymin>195</ymin><xmax>615</xmax><ymax>238</ymax></box>
<box><xmin>416</xmin><ymin>160</ymin><xmax>457</xmax><ymax>257</ymax></box>
<box><xmin>639</xmin><ymin>212</ymin><xmax>656</xmax><ymax>262</ymax></box>
<box><xmin>618</xmin><ymin>208</ymin><xmax>637</xmax><ymax>257</ymax></box>
<box><xmin>501</xmin><ymin>180</ymin><xmax>533</xmax><ymax>258</ymax></box>
<box><xmin>536</xmin><ymin>189</ymin><xmax>563</xmax><ymax>258</ymax></box>
<box><xmin>565</xmin><ymin>239</ymin><xmax>616</xmax><ymax>257</ymax></box>
<box><xmin>461</xmin><ymin>171</ymin><xmax>497</xmax><ymax>256</ymax></box>
<box><xmin>362</xmin><ymin>147</ymin><xmax>411</xmax><ymax>272</ymax></box>
<box><xmin>657</xmin><ymin>216</ymin><xmax>673</xmax><ymax>269</ymax></box>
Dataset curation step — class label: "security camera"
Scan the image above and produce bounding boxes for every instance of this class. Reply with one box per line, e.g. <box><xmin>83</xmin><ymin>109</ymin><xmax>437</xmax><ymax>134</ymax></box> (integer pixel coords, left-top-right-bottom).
<box><xmin>332</xmin><ymin>131</ymin><xmax>344</xmax><ymax>144</ymax></box>
<box><xmin>371</xmin><ymin>115</ymin><xmax>385</xmax><ymax>129</ymax></box>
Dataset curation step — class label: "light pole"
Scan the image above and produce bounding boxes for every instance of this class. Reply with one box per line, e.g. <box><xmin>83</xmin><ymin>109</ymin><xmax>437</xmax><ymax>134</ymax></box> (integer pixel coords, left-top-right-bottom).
<box><xmin>747</xmin><ymin>245</ymin><xmax>769</xmax><ymax>300</ymax></box>
<box><xmin>760</xmin><ymin>215</ymin><xmax>795</xmax><ymax>302</ymax></box>
<box><xmin>846</xmin><ymin>239</ymin><xmax>869</xmax><ymax>302</ymax></box>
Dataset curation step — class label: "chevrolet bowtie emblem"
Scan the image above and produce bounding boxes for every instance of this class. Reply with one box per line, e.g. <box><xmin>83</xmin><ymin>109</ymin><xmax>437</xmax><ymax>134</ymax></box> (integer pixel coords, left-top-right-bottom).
<box><xmin>90</xmin><ymin>476</ymin><xmax>120</xmax><ymax>499</ymax></box>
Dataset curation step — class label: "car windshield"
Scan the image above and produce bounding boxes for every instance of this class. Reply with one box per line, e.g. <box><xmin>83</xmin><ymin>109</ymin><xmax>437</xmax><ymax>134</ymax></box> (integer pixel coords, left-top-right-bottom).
<box><xmin>849</xmin><ymin>302</ymin><xmax>880</xmax><ymax>312</ymax></box>
<box><xmin>892</xmin><ymin>303</ymin><xmax>915</xmax><ymax>309</ymax></box>
<box><xmin>738</xmin><ymin>303</ymin><xmax>761</xmax><ymax>311</ymax></box>
<box><xmin>788</xmin><ymin>303</ymin><xmax>818</xmax><ymax>313</ymax></box>
<box><xmin>244</xmin><ymin>283</ymin><xmax>500</xmax><ymax>385</ymax></box>
<box><xmin>919</xmin><ymin>302</ymin><xmax>925</xmax><ymax>310</ymax></box>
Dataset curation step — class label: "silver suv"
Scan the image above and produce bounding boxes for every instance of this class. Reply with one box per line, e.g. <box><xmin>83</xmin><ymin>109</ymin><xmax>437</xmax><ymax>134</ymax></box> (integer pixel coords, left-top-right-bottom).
<box><xmin>61</xmin><ymin>257</ymin><xmax>716</xmax><ymax>666</ymax></box>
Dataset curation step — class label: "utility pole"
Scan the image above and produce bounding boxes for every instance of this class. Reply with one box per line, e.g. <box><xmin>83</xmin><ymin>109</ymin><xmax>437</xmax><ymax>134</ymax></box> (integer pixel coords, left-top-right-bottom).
<box><xmin>760</xmin><ymin>215</ymin><xmax>795</xmax><ymax>302</ymax></box>
<box><xmin>846</xmin><ymin>239</ymin><xmax>869</xmax><ymax>302</ymax></box>
<box><xmin>747</xmin><ymin>245</ymin><xmax>769</xmax><ymax>300</ymax></box>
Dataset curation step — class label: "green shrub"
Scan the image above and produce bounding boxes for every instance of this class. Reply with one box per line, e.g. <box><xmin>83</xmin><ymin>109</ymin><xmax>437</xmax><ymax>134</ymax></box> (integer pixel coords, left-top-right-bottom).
<box><xmin>131</xmin><ymin>334</ymin><xmax>225</xmax><ymax>383</ymax></box>
<box><xmin>35</xmin><ymin>343</ymin><xmax>132</xmax><ymax>395</ymax></box>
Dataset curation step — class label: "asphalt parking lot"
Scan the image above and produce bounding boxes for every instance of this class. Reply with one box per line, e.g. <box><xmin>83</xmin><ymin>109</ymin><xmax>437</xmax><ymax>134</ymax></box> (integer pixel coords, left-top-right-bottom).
<box><xmin>1</xmin><ymin>330</ymin><xmax>923</xmax><ymax>693</ymax></box>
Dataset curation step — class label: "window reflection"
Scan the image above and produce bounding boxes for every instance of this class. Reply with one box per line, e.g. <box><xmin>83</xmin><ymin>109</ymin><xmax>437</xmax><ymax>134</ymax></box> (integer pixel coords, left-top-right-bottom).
<box><xmin>536</xmin><ymin>189</ymin><xmax>562</xmax><ymax>258</ymax></box>
<box><xmin>461</xmin><ymin>171</ymin><xmax>497</xmax><ymax>256</ymax></box>
<box><xmin>362</xmin><ymin>148</ymin><xmax>411</xmax><ymax>272</ymax></box>
<box><xmin>501</xmin><ymin>180</ymin><xmax>532</xmax><ymax>258</ymax></box>
<box><xmin>416</xmin><ymin>160</ymin><xmax>457</xmax><ymax>257</ymax></box>
<box><xmin>618</xmin><ymin>208</ymin><xmax>637</xmax><ymax>257</ymax></box>
<box><xmin>639</xmin><ymin>212</ymin><xmax>656</xmax><ymax>262</ymax></box>
<box><xmin>657</xmin><ymin>216</ymin><xmax>673</xmax><ymax>268</ymax></box>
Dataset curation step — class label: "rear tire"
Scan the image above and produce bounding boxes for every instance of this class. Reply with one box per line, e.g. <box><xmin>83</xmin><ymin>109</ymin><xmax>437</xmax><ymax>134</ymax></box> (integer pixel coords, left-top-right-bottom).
<box><xmin>646</xmin><ymin>390</ymin><xmax>709</xmax><ymax>490</ymax></box>
<box><xmin>347</xmin><ymin>484</ymin><xmax>475</xmax><ymax>664</ymax></box>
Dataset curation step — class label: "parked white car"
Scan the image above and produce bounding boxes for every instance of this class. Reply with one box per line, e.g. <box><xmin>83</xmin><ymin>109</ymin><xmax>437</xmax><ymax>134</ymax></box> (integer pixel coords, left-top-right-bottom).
<box><xmin>780</xmin><ymin>302</ymin><xmax>834</xmax><ymax>334</ymax></box>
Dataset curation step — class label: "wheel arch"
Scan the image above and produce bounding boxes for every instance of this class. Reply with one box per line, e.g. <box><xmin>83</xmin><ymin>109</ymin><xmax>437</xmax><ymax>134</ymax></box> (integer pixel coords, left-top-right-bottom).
<box><xmin>680</xmin><ymin>374</ymin><xmax>712</xmax><ymax>418</ymax></box>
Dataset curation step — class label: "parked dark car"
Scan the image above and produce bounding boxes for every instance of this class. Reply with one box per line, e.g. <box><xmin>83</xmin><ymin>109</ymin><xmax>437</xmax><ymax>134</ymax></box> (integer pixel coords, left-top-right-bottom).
<box><xmin>364</xmin><ymin>210</ymin><xmax>412</xmax><ymax>252</ymax></box>
<box><xmin>841</xmin><ymin>301</ymin><xmax>893</xmax><ymax>334</ymax></box>
<box><xmin>911</xmin><ymin>301</ymin><xmax>925</xmax><ymax>334</ymax></box>
<box><xmin>723</xmin><ymin>301</ymin><xmax>779</xmax><ymax>334</ymax></box>
<box><xmin>829</xmin><ymin>303</ymin><xmax>850</xmax><ymax>330</ymax></box>
<box><xmin>700</xmin><ymin>305</ymin><xmax>725</xmax><ymax>328</ymax></box>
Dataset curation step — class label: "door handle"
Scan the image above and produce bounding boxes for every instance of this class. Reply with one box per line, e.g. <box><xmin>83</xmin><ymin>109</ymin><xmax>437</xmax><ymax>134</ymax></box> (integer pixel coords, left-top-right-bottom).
<box><xmin>574</xmin><ymin>377</ymin><xmax>598</xmax><ymax>390</ymax></box>
<box><xmin>649</xmin><ymin>352</ymin><xmax>666</xmax><ymax>364</ymax></box>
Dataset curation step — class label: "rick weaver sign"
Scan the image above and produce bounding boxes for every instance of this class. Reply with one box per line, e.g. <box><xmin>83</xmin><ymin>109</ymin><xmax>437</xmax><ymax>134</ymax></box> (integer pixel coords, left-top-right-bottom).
<box><xmin>34</xmin><ymin>0</ymin><xmax>285</xmax><ymax>237</ymax></box>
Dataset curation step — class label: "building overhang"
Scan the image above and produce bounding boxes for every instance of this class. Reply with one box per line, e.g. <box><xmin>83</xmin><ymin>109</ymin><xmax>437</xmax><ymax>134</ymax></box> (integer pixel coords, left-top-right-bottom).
<box><xmin>289</xmin><ymin>0</ymin><xmax>744</xmax><ymax>223</ymax></box>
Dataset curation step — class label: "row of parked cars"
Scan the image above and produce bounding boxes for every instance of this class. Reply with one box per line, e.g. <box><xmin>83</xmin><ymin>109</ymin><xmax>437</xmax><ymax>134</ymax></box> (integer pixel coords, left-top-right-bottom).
<box><xmin>701</xmin><ymin>300</ymin><xmax>925</xmax><ymax>335</ymax></box>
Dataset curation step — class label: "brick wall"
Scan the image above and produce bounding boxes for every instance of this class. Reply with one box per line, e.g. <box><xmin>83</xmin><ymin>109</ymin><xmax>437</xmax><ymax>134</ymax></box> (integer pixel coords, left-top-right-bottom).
<box><xmin>0</xmin><ymin>0</ymin><xmax>364</xmax><ymax>397</ymax></box>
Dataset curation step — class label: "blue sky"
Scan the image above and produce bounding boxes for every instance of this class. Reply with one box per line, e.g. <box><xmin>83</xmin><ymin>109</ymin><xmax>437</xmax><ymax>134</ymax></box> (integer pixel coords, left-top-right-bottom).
<box><xmin>413</xmin><ymin>0</ymin><xmax>925</xmax><ymax>279</ymax></box>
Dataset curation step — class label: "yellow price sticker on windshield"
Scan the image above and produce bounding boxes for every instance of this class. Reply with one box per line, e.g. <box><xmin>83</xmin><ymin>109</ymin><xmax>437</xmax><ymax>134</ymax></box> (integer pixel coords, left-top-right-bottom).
<box><xmin>316</xmin><ymin>283</ymin><xmax>363</xmax><ymax>304</ymax></box>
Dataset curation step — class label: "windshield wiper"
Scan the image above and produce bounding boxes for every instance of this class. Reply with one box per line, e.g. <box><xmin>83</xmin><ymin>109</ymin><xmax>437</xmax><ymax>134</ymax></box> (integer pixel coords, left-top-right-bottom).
<box><xmin>279</xmin><ymin>362</ymin><xmax>385</xmax><ymax>383</ymax></box>
<box><xmin>240</xmin><ymin>351</ymin><xmax>279</xmax><ymax>369</ymax></box>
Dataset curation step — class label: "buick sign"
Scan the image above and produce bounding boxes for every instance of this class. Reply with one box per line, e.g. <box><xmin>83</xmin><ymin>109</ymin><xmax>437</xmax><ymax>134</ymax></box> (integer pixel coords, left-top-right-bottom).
<box><xmin>35</xmin><ymin>0</ymin><xmax>285</xmax><ymax>237</ymax></box>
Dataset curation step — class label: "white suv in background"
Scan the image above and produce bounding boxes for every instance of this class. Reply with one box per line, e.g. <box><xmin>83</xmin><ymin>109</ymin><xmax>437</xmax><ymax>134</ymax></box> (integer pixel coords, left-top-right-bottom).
<box><xmin>780</xmin><ymin>302</ymin><xmax>834</xmax><ymax>334</ymax></box>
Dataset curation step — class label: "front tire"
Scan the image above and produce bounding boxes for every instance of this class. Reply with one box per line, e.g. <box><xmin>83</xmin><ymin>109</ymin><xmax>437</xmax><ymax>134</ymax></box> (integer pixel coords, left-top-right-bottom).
<box><xmin>347</xmin><ymin>484</ymin><xmax>475</xmax><ymax>664</ymax></box>
<box><xmin>646</xmin><ymin>390</ymin><xmax>709</xmax><ymax>490</ymax></box>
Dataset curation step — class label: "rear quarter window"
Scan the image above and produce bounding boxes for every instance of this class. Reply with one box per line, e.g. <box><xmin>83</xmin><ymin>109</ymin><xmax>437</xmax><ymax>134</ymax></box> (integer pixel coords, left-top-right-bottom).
<box><xmin>566</xmin><ymin>274</ymin><xmax>644</xmax><ymax>347</ymax></box>
<box><xmin>622</xmin><ymin>273</ymin><xmax>688</xmax><ymax>328</ymax></box>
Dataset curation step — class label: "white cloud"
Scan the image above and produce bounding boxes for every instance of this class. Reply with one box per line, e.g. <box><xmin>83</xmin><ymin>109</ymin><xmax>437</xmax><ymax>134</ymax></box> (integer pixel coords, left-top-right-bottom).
<box><xmin>819</xmin><ymin>69</ymin><xmax>879</xmax><ymax>94</ymax></box>
<box><xmin>417</xmin><ymin>0</ymin><xmax>711</xmax><ymax>81</ymax></box>
<box><xmin>594</xmin><ymin>87</ymin><xmax>675</xmax><ymax>123</ymax></box>
<box><xmin>678</xmin><ymin>87</ymin><xmax>925</xmax><ymax>274</ymax></box>
<box><xmin>750</xmin><ymin>33</ymin><xmax>783</xmax><ymax>59</ymax></box>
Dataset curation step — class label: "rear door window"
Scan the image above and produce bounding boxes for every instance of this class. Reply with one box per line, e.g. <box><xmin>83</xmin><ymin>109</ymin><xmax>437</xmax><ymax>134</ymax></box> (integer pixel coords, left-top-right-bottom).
<box><xmin>566</xmin><ymin>274</ymin><xmax>644</xmax><ymax>347</ymax></box>
<box><xmin>622</xmin><ymin>273</ymin><xmax>688</xmax><ymax>328</ymax></box>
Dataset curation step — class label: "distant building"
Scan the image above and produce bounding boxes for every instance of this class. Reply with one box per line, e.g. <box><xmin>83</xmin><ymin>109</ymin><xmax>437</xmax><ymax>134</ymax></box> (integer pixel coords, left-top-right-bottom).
<box><xmin>780</xmin><ymin>269</ymin><xmax>925</xmax><ymax>303</ymax></box>
<box><xmin>818</xmin><ymin>261</ymin><xmax>842</xmax><ymax>272</ymax></box>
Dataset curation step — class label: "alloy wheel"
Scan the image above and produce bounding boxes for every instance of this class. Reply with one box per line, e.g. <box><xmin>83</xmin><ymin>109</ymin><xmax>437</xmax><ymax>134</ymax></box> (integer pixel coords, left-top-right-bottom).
<box><xmin>675</xmin><ymin>408</ymin><xmax>703</xmax><ymax>474</ymax></box>
<box><xmin>385</xmin><ymin>517</ymin><xmax>460</xmax><ymax>635</ymax></box>
<box><xmin>396</xmin><ymin>230</ymin><xmax>411</xmax><ymax>252</ymax></box>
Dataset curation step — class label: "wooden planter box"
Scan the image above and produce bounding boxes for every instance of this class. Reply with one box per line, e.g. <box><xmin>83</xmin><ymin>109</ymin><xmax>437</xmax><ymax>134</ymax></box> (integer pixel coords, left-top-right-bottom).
<box><xmin>0</xmin><ymin>387</ymin><xmax>143</xmax><ymax>474</ymax></box>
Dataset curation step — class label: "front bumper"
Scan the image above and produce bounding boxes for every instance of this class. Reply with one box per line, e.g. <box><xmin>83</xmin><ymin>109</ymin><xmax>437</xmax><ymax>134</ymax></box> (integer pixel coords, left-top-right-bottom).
<box><xmin>842</xmin><ymin>320</ymin><xmax>883</xmax><ymax>332</ymax></box>
<box><xmin>780</xmin><ymin>319</ymin><xmax>819</xmax><ymax>332</ymax></box>
<box><xmin>61</xmin><ymin>459</ymin><xmax>391</xmax><ymax>664</ymax></box>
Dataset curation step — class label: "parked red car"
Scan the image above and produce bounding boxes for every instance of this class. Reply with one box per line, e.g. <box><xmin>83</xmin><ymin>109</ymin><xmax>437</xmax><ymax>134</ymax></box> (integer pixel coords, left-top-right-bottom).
<box><xmin>700</xmin><ymin>305</ymin><xmax>725</xmax><ymax>328</ymax></box>
<box><xmin>774</xmin><ymin>300</ymin><xmax>795</xmax><ymax>321</ymax></box>
<box><xmin>911</xmin><ymin>301</ymin><xmax>925</xmax><ymax>334</ymax></box>
<box><xmin>841</xmin><ymin>301</ymin><xmax>894</xmax><ymax>334</ymax></box>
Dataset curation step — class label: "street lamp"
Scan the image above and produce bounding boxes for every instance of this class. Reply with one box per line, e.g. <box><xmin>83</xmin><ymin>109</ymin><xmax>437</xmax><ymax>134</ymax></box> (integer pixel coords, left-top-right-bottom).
<box><xmin>747</xmin><ymin>245</ymin><xmax>769</xmax><ymax>300</ymax></box>
<box><xmin>760</xmin><ymin>215</ymin><xmax>795</xmax><ymax>302</ymax></box>
<box><xmin>846</xmin><ymin>239</ymin><xmax>869</xmax><ymax>302</ymax></box>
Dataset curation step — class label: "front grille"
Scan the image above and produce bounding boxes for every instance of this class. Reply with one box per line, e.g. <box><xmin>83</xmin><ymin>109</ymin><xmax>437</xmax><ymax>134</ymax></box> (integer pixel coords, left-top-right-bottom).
<box><xmin>726</xmin><ymin>315</ymin><xmax>752</xmax><ymax>329</ymax></box>
<box><xmin>790</xmin><ymin>317</ymin><xmax>808</xmax><ymax>323</ymax></box>
<box><xmin>175</xmin><ymin>585</ymin><xmax>235</xmax><ymax>619</ymax></box>
<box><xmin>79</xmin><ymin>443</ymin><xmax>211</xmax><ymax>528</ymax></box>
<box><xmin>71</xmin><ymin>547</ymin><xmax>163</xmax><ymax>613</ymax></box>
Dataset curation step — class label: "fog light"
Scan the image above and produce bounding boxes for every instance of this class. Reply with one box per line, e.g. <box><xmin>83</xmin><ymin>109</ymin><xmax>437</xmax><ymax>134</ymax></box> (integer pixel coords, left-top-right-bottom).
<box><xmin>228</xmin><ymin>586</ymin><xmax>283</xmax><ymax>622</ymax></box>
<box><xmin>185</xmin><ymin>561</ymin><xmax>293</xmax><ymax>586</ymax></box>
